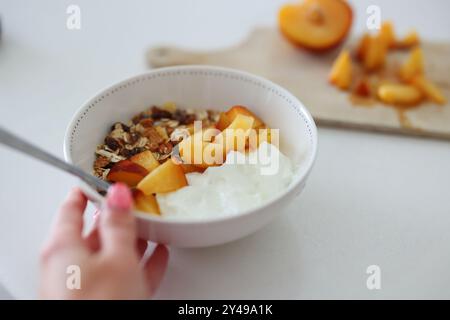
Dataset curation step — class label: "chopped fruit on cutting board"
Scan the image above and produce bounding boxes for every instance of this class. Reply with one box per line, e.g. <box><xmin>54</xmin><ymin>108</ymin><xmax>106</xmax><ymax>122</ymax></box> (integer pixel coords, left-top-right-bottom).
<box><xmin>399</xmin><ymin>47</ymin><xmax>424</xmax><ymax>81</ymax></box>
<box><xmin>379</xmin><ymin>21</ymin><xmax>396</xmax><ymax>49</ymax></box>
<box><xmin>362</xmin><ymin>33</ymin><xmax>387</xmax><ymax>71</ymax></box>
<box><xmin>328</xmin><ymin>49</ymin><xmax>352</xmax><ymax>90</ymax></box>
<box><xmin>377</xmin><ymin>83</ymin><xmax>423</xmax><ymax>106</ymax></box>
<box><xmin>396</xmin><ymin>30</ymin><xmax>420</xmax><ymax>49</ymax></box>
<box><xmin>278</xmin><ymin>0</ymin><xmax>353</xmax><ymax>51</ymax></box>
<box><xmin>328</xmin><ymin>20</ymin><xmax>446</xmax><ymax>108</ymax></box>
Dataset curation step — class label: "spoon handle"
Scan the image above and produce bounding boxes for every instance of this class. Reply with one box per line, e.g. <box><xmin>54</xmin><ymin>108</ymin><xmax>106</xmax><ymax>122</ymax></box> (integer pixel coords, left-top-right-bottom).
<box><xmin>0</xmin><ymin>126</ymin><xmax>110</xmax><ymax>192</ymax></box>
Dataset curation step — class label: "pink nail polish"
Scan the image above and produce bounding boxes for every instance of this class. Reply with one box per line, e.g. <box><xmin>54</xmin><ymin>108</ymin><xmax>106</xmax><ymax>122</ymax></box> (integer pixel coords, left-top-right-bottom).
<box><xmin>106</xmin><ymin>183</ymin><xmax>132</xmax><ymax>212</ymax></box>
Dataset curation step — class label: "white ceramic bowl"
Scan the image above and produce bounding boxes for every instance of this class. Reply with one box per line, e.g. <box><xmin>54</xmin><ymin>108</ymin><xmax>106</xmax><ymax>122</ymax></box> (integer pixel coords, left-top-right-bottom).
<box><xmin>64</xmin><ymin>65</ymin><xmax>317</xmax><ymax>247</ymax></box>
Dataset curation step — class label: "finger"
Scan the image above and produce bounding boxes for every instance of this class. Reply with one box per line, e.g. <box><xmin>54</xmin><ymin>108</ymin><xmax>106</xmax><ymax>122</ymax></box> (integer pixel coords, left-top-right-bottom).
<box><xmin>144</xmin><ymin>244</ymin><xmax>169</xmax><ymax>296</ymax></box>
<box><xmin>85</xmin><ymin>227</ymin><xmax>100</xmax><ymax>252</ymax></box>
<box><xmin>86</xmin><ymin>212</ymin><xmax>145</xmax><ymax>255</ymax></box>
<box><xmin>49</xmin><ymin>188</ymin><xmax>87</xmax><ymax>246</ymax></box>
<box><xmin>99</xmin><ymin>183</ymin><xmax>136</xmax><ymax>255</ymax></box>
<box><xmin>84</xmin><ymin>209</ymin><xmax>101</xmax><ymax>251</ymax></box>
<box><xmin>137</xmin><ymin>239</ymin><xmax>148</xmax><ymax>258</ymax></box>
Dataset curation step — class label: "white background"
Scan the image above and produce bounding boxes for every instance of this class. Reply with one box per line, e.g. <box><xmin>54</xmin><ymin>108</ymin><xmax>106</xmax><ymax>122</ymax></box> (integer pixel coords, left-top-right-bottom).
<box><xmin>0</xmin><ymin>0</ymin><xmax>449</xmax><ymax>299</ymax></box>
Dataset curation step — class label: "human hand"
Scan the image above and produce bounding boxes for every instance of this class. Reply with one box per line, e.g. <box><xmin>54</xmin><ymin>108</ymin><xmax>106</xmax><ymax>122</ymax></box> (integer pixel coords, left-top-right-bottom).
<box><xmin>39</xmin><ymin>183</ymin><xmax>169</xmax><ymax>299</ymax></box>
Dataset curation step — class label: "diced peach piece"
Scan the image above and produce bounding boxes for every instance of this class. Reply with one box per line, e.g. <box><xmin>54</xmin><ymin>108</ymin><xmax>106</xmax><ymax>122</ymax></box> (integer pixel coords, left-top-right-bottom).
<box><xmin>132</xmin><ymin>189</ymin><xmax>160</xmax><ymax>215</ymax></box>
<box><xmin>226</xmin><ymin>113</ymin><xmax>254</xmax><ymax>131</ymax></box>
<box><xmin>278</xmin><ymin>0</ymin><xmax>353</xmax><ymax>51</ymax></box>
<box><xmin>412</xmin><ymin>75</ymin><xmax>447</xmax><ymax>105</ymax></box>
<box><xmin>137</xmin><ymin>159</ymin><xmax>187</xmax><ymax>195</ymax></box>
<box><xmin>226</xmin><ymin>106</ymin><xmax>264</xmax><ymax>129</ymax></box>
<box><xmin>363</xmin><ymin>34</ymin><xmax>387</xmax><ymax>71</ymax></box>
<box><xmin>396</xmin><ymin>30</ymin><xmax>420</xmax><ymax>49</ymax></box>
<box><xmin>214</xmin><ymin>114</ymin><xmax>254</xmax><ymax>154</ymax></box>
<box><xmin>217</xmin><ymin>106</ymin><xmax>264</xmax><ymax>130</ymax></box>
<box><xmin>377</xmin><ymin>83</ymin><xmax>423</xmax><ymax>106</ymax></box>
<box><xmin>399</xmin><ymin>47</ymin><xmax>424</xmax><ymax>81</ymax></box>
<box><xmin>130</xmin><ymin>150</ymin><xmax>159</xmax><ymax>173</ymax></box>
<box><xmin>216</xmin><ymin>112</ymin><xmax>231</xmax><ymax>131</ymax></box>
<box><xmin>329</xmin><ymin>49</ymin><xmax>352</xmax><ymax>90</ymax></box>
<box><xmin>379</xmin><ymin>21</ymin><xmax>396</xmax><ymax>49</ymax></box>
<box><xmin>106</xmin><ymin>160</ymin><xmax>148</xmax><ymax>187</ymax></box>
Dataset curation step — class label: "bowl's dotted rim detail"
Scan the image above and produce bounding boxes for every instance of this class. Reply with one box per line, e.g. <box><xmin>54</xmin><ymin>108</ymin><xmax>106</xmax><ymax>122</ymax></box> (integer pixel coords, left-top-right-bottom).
<box><xmin>69</xmin><ymin>69</ymin><xmax>314</xmax><ymax>161</ymax></box>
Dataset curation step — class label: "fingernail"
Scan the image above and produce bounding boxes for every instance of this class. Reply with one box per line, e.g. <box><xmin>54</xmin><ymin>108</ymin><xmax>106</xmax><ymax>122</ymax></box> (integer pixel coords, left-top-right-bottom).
<box><xmin>106</xmin><ymin>183</ymin><xmax>132</xmax><ymax>212</ymax></box>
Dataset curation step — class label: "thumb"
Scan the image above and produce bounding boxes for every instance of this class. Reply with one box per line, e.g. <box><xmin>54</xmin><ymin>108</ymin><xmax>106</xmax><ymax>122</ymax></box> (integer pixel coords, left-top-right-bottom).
<box><xmin>99</xmin><ymin>183</ymin><xmax>136</xmax><ymax>255</ymax></box>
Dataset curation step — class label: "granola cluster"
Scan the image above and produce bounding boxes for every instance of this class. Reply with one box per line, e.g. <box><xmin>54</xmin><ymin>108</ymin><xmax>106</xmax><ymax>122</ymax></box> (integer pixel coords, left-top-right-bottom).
<box><xmin>93</xmin><ymin>104</ymin><xmax>220</xmax><ymax>180</ymax></box>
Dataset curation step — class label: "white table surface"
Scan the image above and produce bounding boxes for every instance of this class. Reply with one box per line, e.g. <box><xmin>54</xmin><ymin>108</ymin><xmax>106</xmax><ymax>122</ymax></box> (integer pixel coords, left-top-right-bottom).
<box><xmin>1</xmin><ymin>0</ymin><xmax>449</xmax><ymax>299</ymax></box>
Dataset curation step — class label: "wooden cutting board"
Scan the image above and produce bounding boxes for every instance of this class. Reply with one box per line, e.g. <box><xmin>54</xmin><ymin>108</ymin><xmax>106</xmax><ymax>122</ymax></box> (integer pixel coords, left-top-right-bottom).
<box><xmin>147</xmin><ymin>27</ymin><xmax>450</xmax><ymax>140</ymax></box>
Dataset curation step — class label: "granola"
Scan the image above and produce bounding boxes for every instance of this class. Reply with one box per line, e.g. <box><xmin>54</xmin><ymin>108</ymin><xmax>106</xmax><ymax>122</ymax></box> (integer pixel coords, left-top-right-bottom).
<box><xmin>93</xmin><ymin>104</ymin><xmax>219</xmax><ymax>179</ymax></box>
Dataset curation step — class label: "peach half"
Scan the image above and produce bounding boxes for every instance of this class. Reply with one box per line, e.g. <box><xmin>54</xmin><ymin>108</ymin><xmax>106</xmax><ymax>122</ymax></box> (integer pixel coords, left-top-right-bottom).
<box><xmin>278</xmin><ymin>0</ymin><xmax>353</xmax><ymax>51</ymax></box>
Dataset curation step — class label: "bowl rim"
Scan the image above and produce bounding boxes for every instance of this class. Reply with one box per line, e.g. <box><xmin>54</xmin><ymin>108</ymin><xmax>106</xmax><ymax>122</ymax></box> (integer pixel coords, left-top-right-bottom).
<box><xmin>64</xmin><ymin>65</ymin><xmax>318</xmax><ymax>225</ymax></box>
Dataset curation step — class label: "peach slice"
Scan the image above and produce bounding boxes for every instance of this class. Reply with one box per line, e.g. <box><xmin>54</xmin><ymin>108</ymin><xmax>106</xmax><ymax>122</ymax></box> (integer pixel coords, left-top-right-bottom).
<box><xmin>379</xmin><ymin>21</ymin><xmax>396</xmax><ymax>49</ymax></box>
<box><xmin>377</xmin><ymin>83</ymin><xmax>423</xmax><ymax>106</ymax></box>
<box><xmin>329</xmin><ymin>49</ymin><xmax>352</xmax><ymax>90</ymax></box>
<box><xmin>412</xmin><ymin>75</ymin><xmax>447</xmax><ymax>105</ymax></box>
<box><xmin>130</xmin><ymin>150</ymin><xmax>160</xmax><ymax>173</ymax></box>
<box><xmin>217</xmin><ymin>106</ymin><xmax>264</xmax><ymax>130</ymax></box>
<box><xmin>106</xmin><ymin>160</ymin><xmax>148</xmax><ymax>187</ymax></box>
<box><xmin>137</xmin><ymin>159</ymin><xmax>187</xmax><ymax>195</ymax></box>
<box><xmin>132</xmin><ymin>189</ymin><xmax>160</xmax><ymax>215</ymax></box>
<box><xmin>363</xmin><ymin>34</ymin><xmax>387</xmax><ymax>71</ymax></box>
<box><xmin>399</xmin><ymin>47</ymin><xmax>424</xmax><ymax>81</ymax></box>
<box><xmin>278</xmin><ymin>0</ymin><xmax>353</xmax><ymax>51</ymax></box>
<box><xmin>226</xmin><ymin>112</ymin><xmax>255</xmax><ymax>131</ymax></box>
<box><xmin>396</xmin><ymin>30</ymin><xmax>420</xmax><ymax>49</ymax></box>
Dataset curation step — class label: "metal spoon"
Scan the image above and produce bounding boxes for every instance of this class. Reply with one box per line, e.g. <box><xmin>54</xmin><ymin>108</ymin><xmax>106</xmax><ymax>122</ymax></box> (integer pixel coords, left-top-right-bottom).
<box><xmin>0</xmin><ymin>126</ymin><xmax>111</xmax><ymax>193</ymax></box>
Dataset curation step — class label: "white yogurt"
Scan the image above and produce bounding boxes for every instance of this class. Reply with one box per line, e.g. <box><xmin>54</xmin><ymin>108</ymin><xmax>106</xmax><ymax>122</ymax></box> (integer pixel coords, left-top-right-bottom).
<box><xmin>157</xmin><ymin>142</ymin><xmax>295</xmax><ymax>219</ymax></box>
